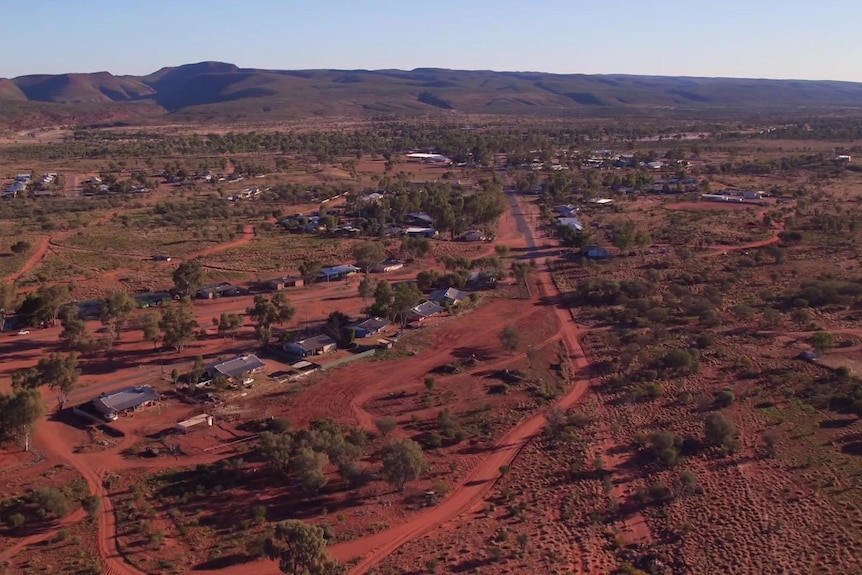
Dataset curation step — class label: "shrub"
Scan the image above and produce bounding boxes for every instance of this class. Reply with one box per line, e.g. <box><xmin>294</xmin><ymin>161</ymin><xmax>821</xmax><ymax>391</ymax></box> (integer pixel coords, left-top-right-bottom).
<box><xmin>715</xmin><ymin>389</ymin><xmax>735</xmax><ymax>408</ymax></box>
<box><xmin>6</xmin><ymin>513</ymin><xmax>25</xmax><ymax>529</ymax></box>
<box><xmin>374</xmin><ymin>417</ymin><xmax>398</xmax><ymax>437</ymax></box>
<box><xmin>704</xmin><ymin>412</ymin><xmax>738</xmax><ymax>449</ymax></box>
<box><xmin>31</xmin><ymin>487</ymin><xmax>70</xmax><ymax>519</ymax></box>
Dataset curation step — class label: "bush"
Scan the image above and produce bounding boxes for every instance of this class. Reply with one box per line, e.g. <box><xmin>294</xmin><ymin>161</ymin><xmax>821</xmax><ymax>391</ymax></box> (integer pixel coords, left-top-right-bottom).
<box><xmin>31</xmin><ymin>487</ymin><xmax>70</xmax><ymax>519</ymax></box>
<box><xmin>6</xmin><ymin>513</ymin><xmax>25</xmax><ymax>529</ymax></box>
<box><xmin>715</xmin><ymin>389</ymin><xmax>735</xmax><ymax>408</ymax></box>
<box><xmin>704</xmin><ymin>412</ymin><xmax>738</xmax><ymax>449</ymax></box>
<box><xmin>374</xmin><ymin>417</ymin><xmax>398</xmax><ymax>437</ymax></box>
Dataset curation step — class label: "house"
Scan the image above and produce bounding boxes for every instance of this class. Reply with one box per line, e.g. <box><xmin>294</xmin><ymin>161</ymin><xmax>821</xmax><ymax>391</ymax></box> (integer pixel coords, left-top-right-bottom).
<box><xmin>404</xmin><ymin>212</ymin><xmax>435</xmax><ymax>226</ymax></box>
<box><xmin>283</xmin><ymin>334</ymin><xmax>337</xmax><ymax>357</ymax></box>
<box><xmin>429</xmin><ymin>287</ymin><xmax>470</xmax><ymax>306</ymax></box>
<box><xmin>318</xmin><ymin>264</ymin><xmax>360</xmax><ymax>282</ymax></box>
<box><xmin>557</xmin><ymin>217</ymin><xmax>584</xmax><ymax>231</ymax></box>
<box><xmin>404</xmin><ymin>227</ymin><xmax>438</xmax><ymax>238</ymax></box>
<box><xmin>460</xmin><ymin>230</ymin><xmax>486</xmax><ymax>242</ymax></box>
<box><xmin>349</xmin><ymin>317</ymin><xmax>392</xmax><ymax>338</ymax></box>
<box><xmin>372</xmin><ymin>259</ymin><xmax>404</xmax><ymax>273</ymax></box>
<box><xmin>207</xmin><ymin>354</ymin><xmax>266</xmax><ymax>379</ymax></box>
<box><xmin>93</xmin><ymin>385</ymin><xmax>160</xmax><ymax>419</ymax></box>
<box><xmin>409</xmin><ymin>301</ymin><xmax>445</xmax><ymax>321</ymax></box>
<box><xmin>266</xmin><ymin>276</ymin><xmax>305</xmax><ymax>290</ymax></box>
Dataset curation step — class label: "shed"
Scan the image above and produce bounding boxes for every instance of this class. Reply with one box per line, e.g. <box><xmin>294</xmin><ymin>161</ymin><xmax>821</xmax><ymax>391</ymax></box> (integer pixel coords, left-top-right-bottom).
<box><xmin>175</xmin><ymin>414</ymin><xmax>214</xmax><ymax>433</ymax></box>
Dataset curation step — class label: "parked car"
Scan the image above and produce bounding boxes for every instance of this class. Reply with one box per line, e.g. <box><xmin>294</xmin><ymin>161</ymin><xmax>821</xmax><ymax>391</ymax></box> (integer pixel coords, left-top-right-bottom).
<box><xmin>16</xmin><ymin>330</ymin><xmax>30</xmax><ymax>335</ymax></box>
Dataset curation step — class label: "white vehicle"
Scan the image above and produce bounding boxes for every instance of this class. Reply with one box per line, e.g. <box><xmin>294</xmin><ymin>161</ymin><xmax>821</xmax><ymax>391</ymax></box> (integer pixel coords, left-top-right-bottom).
<box><xmin>243</xmin><ymin>377</ymin><xmax>254</xmax><ymax>386</ymax></box>
<box><xmin>104</xmin><ymin>411</ymin><xmax>119</xmax><ymax>422</ymax></box>
<box><xmin>16</xmin><ymin>330</ymin><xmax>30</xmax><ymax>335</ymax></box>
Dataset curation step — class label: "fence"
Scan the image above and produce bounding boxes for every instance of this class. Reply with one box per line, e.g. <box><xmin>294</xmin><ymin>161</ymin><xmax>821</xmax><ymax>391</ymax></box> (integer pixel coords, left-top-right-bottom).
<box><xmin>320</xmin><ymin>349</ymin><xmax>377</xmax><ymax>371</ymax></box>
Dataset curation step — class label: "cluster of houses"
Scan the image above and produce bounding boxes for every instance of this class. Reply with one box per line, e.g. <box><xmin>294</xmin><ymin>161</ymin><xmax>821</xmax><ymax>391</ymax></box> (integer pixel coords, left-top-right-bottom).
<box><xmin>2</xmin><ymin>173</ymin><xmax>58</xmax><ymax>198</ymax></box>
<box><xmin>405</xmin><ymin>152</ymin><xmax>452</xmax><ymax>165</ymax></box>
<box><xmin>224</xmin><ymin>187</ymin><xmax>264</xmax><ymax>202</ymax></box>
<box><xmin>83</xmin><ymin>176</ymin><xmax>149</xmax><ymax>196</ymax></box>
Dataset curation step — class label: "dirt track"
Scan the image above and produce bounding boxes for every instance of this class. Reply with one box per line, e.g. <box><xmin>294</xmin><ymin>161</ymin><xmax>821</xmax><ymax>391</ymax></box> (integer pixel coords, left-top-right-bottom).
<box><xmin>13</xmin><ymin>187</ymin><xmax>791</xmax><ymax>573</ymax></box>
<box><xmin>4</xmin><ymin>235</ymin><xmax>50</xmax><ymax>282</ymax></box>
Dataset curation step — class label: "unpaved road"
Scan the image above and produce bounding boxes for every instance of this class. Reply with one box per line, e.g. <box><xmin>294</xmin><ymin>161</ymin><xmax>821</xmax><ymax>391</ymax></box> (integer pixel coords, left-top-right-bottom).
<box><xmin>4</xmin><ymin>235</ymin><xmax>50</xmax><ymax>282</ymax></box>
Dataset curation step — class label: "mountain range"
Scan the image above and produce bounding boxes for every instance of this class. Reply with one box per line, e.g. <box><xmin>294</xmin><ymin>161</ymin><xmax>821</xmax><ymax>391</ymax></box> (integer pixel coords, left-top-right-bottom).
<box><xmin>2</xmin><ymin>61</ymin><xmax>862</xmax><ymax>127</ymax></box>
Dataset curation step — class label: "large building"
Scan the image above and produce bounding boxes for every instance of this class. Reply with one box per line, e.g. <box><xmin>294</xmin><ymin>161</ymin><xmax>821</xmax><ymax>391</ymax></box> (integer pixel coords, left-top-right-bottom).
<box><xmin>92</xmin><ymin>386</ymin><xmax>160</xmax><ymax>420</ymax></box>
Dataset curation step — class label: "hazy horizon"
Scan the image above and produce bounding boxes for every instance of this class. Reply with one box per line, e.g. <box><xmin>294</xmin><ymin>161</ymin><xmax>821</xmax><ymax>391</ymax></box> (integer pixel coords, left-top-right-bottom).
<box><xmin>4</xmin><ymin>0</ymin><xmax>861</xmax><ymax>82</ymax></box>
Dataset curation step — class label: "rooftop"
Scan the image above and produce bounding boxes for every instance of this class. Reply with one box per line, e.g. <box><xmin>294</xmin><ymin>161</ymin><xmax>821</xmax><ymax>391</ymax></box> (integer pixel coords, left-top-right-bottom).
<box><xmin>411</xmin><ymin>301</ymin><xmax>445</xmax><ymax>318</ymax></box>
<box><xmin>288</xmin><ymin>334</ymin><xmax>337</xmax><ymax>352</ymax></box>
<box><xmin>209</xmin><ymin>354</ymin><xmax>266</xmax><ymax>379</ymax></box>
<box><xmin>93</xmin><ymin>385</ymin><xmax>159</xmax><ymax>414</ymax></box>
<box><xmin>319</xmin><ymin>264</ymin><xmax>360</xmax><ymax>277</ymax></box>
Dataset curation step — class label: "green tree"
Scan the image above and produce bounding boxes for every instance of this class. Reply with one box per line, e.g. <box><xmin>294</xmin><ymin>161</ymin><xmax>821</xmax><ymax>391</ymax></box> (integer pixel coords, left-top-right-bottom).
<box><xmin>379</xmin><ymin>438</ymin><xmax>428</xmax><ymax>491</ymax></box>
<box><xmin>247</xmin><ymin>294</ymin><xmax>295</xmax><ymax>345</ymax></box>
<box><xmin>358</xmin><ymin>276</ymin><xmax>377</xmax><ymax>309</ymax></box>
<box><xmin>298</xmin><ymin>260</ymin><xmax>324</xmax><ymax>286</ymax></box>
<box><xmin>17</xmin><ymin>284</ymin><xmax>71</xmax><ymax>327</ymax></box>
<box><xmin>392</xmin><ymin>282</ymin><xmax>423</xmax><ymax>328</ymax></box>
<box><xmin>0</xmin><ymin>388</ymin><xmax>45</xmax><ymax>451</ymax></box>
<box><xmin>292</xmin><ymin>447</ymin><xmax>330</xmax><ymax>495</ymax></box>
<box><xmin>352</xmin><ymin>241</ymin><xmax>386</xmax><ymax>274</ymax></box>
<box><xmin>264</xmin><ymin>520</ymin><xmax>346</xmax><ymax>575</ymax></box>
<box><xmin>499</xmin><ymin>326</ymin><xmax>519</xmax><ymax>353</ymax></box>
<box><xmin>160</xmin><ymin>304</ymin><xmax>197</xmax><ymax>352</ymax></box>
<box><xmin>260</xmin><ymin>431</ymin><xmax>294</xmax><ymax>474</ymax></box>
<box><xmin>809</xmin><ymin>331</ymin><xmax>834</xmax><ymax>353</ymax></box>
<box><xmin>370</xmin><ymin>280</ymin><xmax>393</xmax><ymax>318</ymax></box>
<box><xmin>99</xmin><ymin>289</ymin><xmax>137</xmax><ymax>347</ymax></box>
<box><xmin>172</xmin><ymin>259</ymin><xmax>204</xmax><ymax>296</ymax></box>
<box><xmin>217</xmin><ymin>312</ymin><xmax>244</xmax><ymax>338</ymax></box>
<box><xmin>29</xmin><ymin>352</ymin><xmax>80</xmax><ymax>409</ymax></box>
<box><xmin>139</xmin><ymin>312</ymin><xmax>162</xmax><ymax>349</ymax></box>
<box><xmin>59</xmin><ymin>307</ymin><xmax>92</xmax><ymax>352</ymax></box>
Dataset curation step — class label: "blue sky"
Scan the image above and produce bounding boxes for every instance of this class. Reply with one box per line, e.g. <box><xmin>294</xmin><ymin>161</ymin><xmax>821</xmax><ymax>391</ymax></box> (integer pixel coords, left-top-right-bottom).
<box><xmin>3</xmin><ymin>0</ymin><xmax>861</xmax><ymax>81</ymax></box>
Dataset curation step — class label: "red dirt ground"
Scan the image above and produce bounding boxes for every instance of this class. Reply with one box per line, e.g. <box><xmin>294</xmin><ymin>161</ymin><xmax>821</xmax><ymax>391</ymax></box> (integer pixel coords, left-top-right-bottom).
<box><xmin>4</xmin><ymin>235</ymin><xmax>50</xmax><ymax>282</ymax></box>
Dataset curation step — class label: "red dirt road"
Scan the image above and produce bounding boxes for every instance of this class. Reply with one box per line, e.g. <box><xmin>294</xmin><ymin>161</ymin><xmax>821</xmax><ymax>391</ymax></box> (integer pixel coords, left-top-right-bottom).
<box><xmin>329</xmin><ymin>187</ymin><xmax>595</xmax><ymax>573</ymax></box>
<box><xmin>188</xmin><ymin>224</ymin><xmax>255</xmax><ymax>260</ymax></box>
<box><xmin>5</xmin><ymin>235</ymin><xmax>50</xmax><ymax>282</ymax></box>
